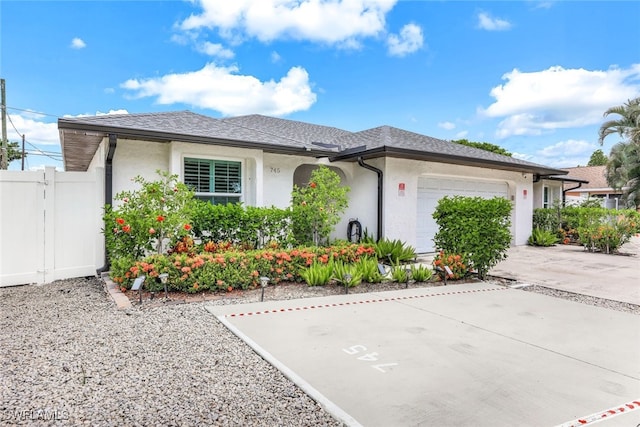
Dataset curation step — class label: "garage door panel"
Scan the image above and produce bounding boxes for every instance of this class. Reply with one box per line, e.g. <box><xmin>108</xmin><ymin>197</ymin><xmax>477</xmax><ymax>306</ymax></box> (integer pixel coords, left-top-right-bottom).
<box><xmin>416</xmin><ymin>177</ymin><xmax>508</xmax><ymax>253</ymax></box>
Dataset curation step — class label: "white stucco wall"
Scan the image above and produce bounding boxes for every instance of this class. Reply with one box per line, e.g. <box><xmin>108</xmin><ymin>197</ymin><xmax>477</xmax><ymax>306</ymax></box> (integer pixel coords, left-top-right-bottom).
<box><xmin>533</xmin><ymin>180</ymin><xmax>563</xmax><ymax>209</ymax></box>
<box><xmin>383</xmin><ymin>158</ymin><xmax>533</xmax><ymax>248</ymax></box>
<box><xmin>86</xmin><ymin>138</ymin><xmax>537</xmax><ymax>247</ymax></box>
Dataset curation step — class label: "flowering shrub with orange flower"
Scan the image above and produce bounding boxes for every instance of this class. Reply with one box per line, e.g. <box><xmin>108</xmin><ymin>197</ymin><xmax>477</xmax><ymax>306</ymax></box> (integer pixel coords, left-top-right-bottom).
<box><xmin>290</xmin><ymin>165</ymin><xmax>350</xmax><ymax>246</ymax></box>
<box><xmin>432</xmin><ymin>251</ymin><xmax>469</xmax><ymax>281</ymax></box>
<box><xmin>577</xmin><ymin>210</ymin><xmax>640</xmax><ymax>254</ymax></box>
<box><xmin>104</xmin><ymin>171</ymin><xmax>196</xmax><ymax>262</ymax></box>
<box><xmin>110</xmin><ymin>242</ymin><xmax>377</xmax><ymax>293</ymax></box>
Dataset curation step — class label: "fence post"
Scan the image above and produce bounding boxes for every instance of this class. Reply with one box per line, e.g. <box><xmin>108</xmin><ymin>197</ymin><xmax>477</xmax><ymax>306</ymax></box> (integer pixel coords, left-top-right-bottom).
<box><xmin>43</xmin><ymin>166</ymin><xmax>56</xmax><ymax>284</ymax></box>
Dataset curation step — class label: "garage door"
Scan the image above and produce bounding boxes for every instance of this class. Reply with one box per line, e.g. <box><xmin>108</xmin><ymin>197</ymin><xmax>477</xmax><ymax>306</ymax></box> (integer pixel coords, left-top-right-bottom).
<box><xmin>416</xmin><ymin>177</ymin><xmax>509</xmax><ymax>253</ymax></box>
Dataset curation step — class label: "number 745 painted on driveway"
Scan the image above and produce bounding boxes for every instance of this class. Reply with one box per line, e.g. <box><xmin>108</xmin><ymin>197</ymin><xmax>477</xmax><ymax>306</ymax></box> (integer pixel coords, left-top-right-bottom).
<box><xmin>342</xmin><ymin>344</ymin><xmax>398</xmax><ymax>373</ymax></box>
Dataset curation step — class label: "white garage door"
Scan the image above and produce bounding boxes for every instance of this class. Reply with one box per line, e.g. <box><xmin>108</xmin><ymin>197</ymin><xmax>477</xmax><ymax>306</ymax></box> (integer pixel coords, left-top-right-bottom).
<box><xmin>416</xmin><ymin>177</ymin><xmax>509</xmax><ymax>253</ymax></box>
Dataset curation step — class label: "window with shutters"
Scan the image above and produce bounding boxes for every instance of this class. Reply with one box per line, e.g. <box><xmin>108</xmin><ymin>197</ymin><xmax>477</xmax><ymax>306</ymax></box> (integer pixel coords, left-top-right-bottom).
<box><xmin>184</xmin><ymin>158</ymin><xmax>242</xmax><ymax>204</ymax></box>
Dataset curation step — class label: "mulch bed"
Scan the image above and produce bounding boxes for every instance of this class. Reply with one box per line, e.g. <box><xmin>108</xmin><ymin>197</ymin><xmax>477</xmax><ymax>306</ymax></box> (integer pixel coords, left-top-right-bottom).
<box><xmin>121</xmin><ymin>275</ymin><xmax>510</xmax><ymax>308</ymax></box>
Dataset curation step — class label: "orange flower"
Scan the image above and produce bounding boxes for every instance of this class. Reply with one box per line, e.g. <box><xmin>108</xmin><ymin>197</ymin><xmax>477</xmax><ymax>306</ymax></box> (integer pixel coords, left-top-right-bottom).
<box><xmin>309</xmin><ymin>182</ymin><xmax>317</xmax><ymax>188</ymax></box>
<box><xmin>149</xmin><ymin>228</ymin><xmax>156</xmax><ymax>234</ymax></box>
<box><xmin>156</xmin><ymin>215</ymin><xmax>165</xmax><ymax>222</ymax></box>
<box><xmin>116</xmin><ymin>217</ymin><xmax>125</xmax><ymax>225</ymax></box>
<box><xmin>122</xmin><ymin>225</ymin><xmax>131</xmax><ymax>233</ymax></box>
<box><xmin>183</xmin><ymin>224</ymin><xmax>192</xmax><ymax>231</ymax></box>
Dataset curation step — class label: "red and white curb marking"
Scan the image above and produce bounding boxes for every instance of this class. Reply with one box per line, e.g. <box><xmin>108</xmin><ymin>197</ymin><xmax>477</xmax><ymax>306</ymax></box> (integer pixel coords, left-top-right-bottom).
<box><xmin>556</xmin><ymin>399</ymin><xmax>640</xmax><ymax>427</ymax></box>
<box><xmin>221</xmin><ymin>286</ymin><xmax>508</xmax><ymax>318</ymax></box>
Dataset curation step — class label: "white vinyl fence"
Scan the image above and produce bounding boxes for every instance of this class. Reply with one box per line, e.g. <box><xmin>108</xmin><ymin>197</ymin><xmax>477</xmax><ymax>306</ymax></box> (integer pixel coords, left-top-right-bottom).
<box><xmin>0</xmin><ymin>167</ymin><xmax>104</xmax><ymax>287</ymax></box>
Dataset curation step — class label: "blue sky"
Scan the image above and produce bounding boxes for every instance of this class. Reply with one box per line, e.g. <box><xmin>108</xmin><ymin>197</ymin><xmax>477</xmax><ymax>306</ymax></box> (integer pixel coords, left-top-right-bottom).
<box><xmin>1</xmin><ymin>0</ymin><xmax>639</xmax><ymax>171</ymax></box>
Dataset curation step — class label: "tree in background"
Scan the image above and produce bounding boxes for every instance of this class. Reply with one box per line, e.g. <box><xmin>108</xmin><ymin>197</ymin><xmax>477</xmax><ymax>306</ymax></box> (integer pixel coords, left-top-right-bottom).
<box><xmin>451</xmin><ymin>139</ymin><xmax>512</xmax><ymax>157</ymax></box>
<box><xmin>598</xmin><ymin>97</ymin><xmax>640</xmax><ymax>208</ymax></box>
<box><xmin>0</xmin><ymin>141</ymin><xmax>26</xmax><ymax>167</ymax></box>
<box><xmin>587</xmin><ymin>149</ymin><xmax>608</xmax><ymax>166</ymax></box>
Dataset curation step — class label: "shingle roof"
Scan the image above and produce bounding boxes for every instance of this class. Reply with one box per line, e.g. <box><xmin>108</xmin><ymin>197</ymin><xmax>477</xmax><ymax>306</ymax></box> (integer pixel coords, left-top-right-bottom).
<box><xmin>60</xmin><ymin>111</ymin><xmax>306</xmax><ymax>148</ymax></box>
<box><xmin>331</xmin><ymin>125</ymin><xmax>564</xmax><ymax>174</ymax></box>
<box><xmin>58</xmin><ymin>110</ymin><xmax>567</xmax><ymax>175</ymax></box>
<box><xmin>562</xmin><ymin>166</ymin><xmax>610</xmax><ymax>189</ymax></box>
<box><xmin>221</xmin><ymin>114</ymin><xmax>351</xmax><ymax>147</ymax></box>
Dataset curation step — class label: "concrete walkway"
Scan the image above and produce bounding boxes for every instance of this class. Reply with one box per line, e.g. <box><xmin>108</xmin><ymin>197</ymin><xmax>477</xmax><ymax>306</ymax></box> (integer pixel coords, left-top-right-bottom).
<box><xmin>490</xmin><ymin>236</ymin><xmax>640</xmax><ymax>305</ymax></box>
<box><xmin>207</xmin><ymin>282</ymin><xmax>640</xmax><ymax>427</ymax></box>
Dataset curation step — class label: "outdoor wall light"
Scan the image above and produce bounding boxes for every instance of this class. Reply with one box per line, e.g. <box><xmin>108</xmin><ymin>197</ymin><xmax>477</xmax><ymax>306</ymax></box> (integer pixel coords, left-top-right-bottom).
<box><xmin>405</xmin><ymin>267</ymin><xmax>412</xmax><ymax>289</ymax></box>
<box><xmin>260</xmin><ymin>277</ymin><xmax>270</xmax><ymax>302</ymax></box>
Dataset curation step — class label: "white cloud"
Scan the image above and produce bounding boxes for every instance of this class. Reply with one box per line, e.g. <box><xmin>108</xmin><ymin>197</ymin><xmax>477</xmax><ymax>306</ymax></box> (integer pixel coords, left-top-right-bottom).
<box><xmin>197</xmin><ymin>41</ymin><xmax>235</xmax><ymax>58</ymax></box>
<box><xmin>530</xmin><ymin>1</ymin><xmax>554</xmax><ymax>10</ymax></box>
<box><xmin>65</xmin><ymin>109</ymin><xmax>130</xmax><ymax>118</ymax></box>
<box><xmin>121</xmin><ymin>63</ymin><xmax>316</xmax><ymax>116</ymax></box>
<box><xmin>6</xmin><ymin>114</ymin><xmax>59</xmax><ymax>146</ymax></box>
<box><xmin>477</xmin><ymin>12</ymin><xmax>512</xmax><ymax>31</ymax></box>
<box><xmin>271</xmin><ymin>51</ymin><xmax>282</xmax><ymax>63</ymax></box>
<box><xmin>526</xmin><ymin>139</ymin><xmax>597</xmax><ymax>167</ymax></box>
<box><xmin>387</xmin><ymin>23</ymin><xmax>423</xmax><ymax>57</ymax></box>
<box><xmin>70</xmin><ymin>37</ymin><xmax>86</xmax><ymax>49</ymax></box>
<box><xmin>480</xmin><ymin>64</ymin><xmax>640</xmax><ymax>138</ymax></box>
<box><xmin>455</xmin><ymin>130</ymin><xmax>469</xmax><ymax>139</ymax></box>
<box><xmin>438</xmin><ymin>121</ymin><xmax>455</xmax><ymax>130</ymax></box>
<box><xmin>179</xmin><ymin>0</ymin><xmax>397</xmax><ymax>46</ymax></box>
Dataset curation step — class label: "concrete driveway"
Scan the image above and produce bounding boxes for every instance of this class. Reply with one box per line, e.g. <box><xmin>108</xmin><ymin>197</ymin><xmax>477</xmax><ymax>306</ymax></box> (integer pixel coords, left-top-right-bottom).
<box><xmin>490</xmin><ymin>236</ymin><xmax>640</xmax><ymax>305</ymax></box>
<box><xmin>206</xmin><ymin>282</ymin><xmax>640</xmax><ymax>427</ymax></box>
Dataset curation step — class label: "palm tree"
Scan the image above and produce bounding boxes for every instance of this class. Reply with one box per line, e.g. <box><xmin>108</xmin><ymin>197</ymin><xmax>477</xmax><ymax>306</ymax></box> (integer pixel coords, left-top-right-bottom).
<box><xmin>599</xmin><ymin>97</ymin><xmax>640</xmax><ymax>208</ymax></box>
<box><xmin>598</xmin><ymin>97</ymin><xmax>640</xmax><ymax>146</ymax></box>
<box><xmin>606</xmin><ymin>142</ymin><xmax>639</xmax><ymax>208</ymax></box>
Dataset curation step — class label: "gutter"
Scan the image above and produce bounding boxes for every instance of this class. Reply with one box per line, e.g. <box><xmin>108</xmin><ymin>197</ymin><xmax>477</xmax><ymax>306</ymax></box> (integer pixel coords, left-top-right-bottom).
<box><xmin>563</xmin><ymin>182</ymin><xmax>583</xmax><ymax>206</ymax></box>
<box><xmin>96</xmin><ymin>134</ymin><xmax>117</xmax><ymax>275</ymax></box>
<box><xmin>357</xmin><ymin>157</ymin><xmax>383</xmax><ymax>242</ymax></box>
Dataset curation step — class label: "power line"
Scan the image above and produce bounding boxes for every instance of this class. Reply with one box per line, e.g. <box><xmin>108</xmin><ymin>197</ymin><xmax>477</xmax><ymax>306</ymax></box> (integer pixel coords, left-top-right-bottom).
<box><xmin>4</xmin><ymin>105</ymin><xmax>61</xmax><ymax>118</ymax></box>
<box><xmin>5</xmin><ymin>109</ymin><xmax>23</xmax><ymax>136</ymax></box>
<box><xmin>24</xmin><ymin>139</ymin><xmax>63</xmax><ymax>162</ymax></box>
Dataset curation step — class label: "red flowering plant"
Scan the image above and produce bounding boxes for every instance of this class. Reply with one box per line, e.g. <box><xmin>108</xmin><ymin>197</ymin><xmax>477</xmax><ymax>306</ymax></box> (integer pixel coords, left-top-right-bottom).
<box><xmin>432</xmin><ymin>250</ymin><xmax>469</xmax><ymax>281</ymax></box>
<box><xmin>103</xmin><ymin>170</ymin><xmax>197</xmax><ymax>275</ymax></box>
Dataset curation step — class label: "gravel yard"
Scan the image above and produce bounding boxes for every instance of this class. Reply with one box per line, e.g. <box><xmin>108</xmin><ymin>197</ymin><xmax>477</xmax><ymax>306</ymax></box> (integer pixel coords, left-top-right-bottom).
<box><xmin>1</xmin><ymin>276</ymin><xmax>637</xmax><ymax>426</ymax></box>
<box><xmin>0</xmin><ymin>278</ymin><xmax>342</xmax><ymax>426</ymax></box>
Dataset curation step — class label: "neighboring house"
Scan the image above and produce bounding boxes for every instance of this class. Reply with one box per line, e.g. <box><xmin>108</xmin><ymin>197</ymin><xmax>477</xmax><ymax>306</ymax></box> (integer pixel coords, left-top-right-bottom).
<box><xmin>561</xmin><ymin>166</ymin><xmax>622</xmax><ymax>209</ymax></box>
<box><xmin>59</xmin><ymin>111</ymin><xmax>567</xmax><ymax>253</ymax></box>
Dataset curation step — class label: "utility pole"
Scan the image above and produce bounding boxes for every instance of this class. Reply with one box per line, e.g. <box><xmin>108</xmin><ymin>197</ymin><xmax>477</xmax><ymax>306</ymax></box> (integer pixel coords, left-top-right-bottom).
<box><xmin>21</xmin><ymin>134</ymin><xmax>25</xmax><ymax>171</ymax></box>
<box><xmin>1</xmin><ymin>79</ymin><xmax>8</xmax><ymax>169</ymax></box>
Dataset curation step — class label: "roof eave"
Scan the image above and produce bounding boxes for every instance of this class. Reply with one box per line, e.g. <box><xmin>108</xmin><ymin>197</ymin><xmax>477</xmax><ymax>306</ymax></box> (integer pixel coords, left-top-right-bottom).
<box><xmin>329</xmin><ymin>146</ymin><xmax>567</xmax><ymax>176</ymax></box>
<box><xmin>59</xmin><ymin>119</ymin><xmax>335</xmax><ymax>171</ymax></box>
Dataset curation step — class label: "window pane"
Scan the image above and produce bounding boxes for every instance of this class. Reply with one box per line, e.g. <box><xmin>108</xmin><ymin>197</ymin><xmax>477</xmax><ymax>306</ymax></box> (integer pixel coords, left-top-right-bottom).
<box><xmin>185</xmin><ymin>158</ymin><xmax>211</xmax><ymax>193</ymax></box>
<box><xmin>212</xmin><ymin>196</ymin><xmax>241</xmax><ymax>205</ymax></box>
<box><xmin>213</xmin><ymin>160</ymin><xmax>241</xmax><ymax>194</ymax></box>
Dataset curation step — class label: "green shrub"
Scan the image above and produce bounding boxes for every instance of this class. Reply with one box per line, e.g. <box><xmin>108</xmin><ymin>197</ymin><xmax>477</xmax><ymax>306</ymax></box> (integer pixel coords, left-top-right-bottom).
<box><xmin>190</xmin><ymin>201</ymin><xmax>292</xmax><ymax>249</ymax></box>
<box><xmin>390</xmin><ymin>264</ymin><xmax>410</xmax><ymax>283</ymax></box>
<box><xmin>433</xmin><ymin>196</ymin><xmax>512</xmax><ymax>279</ymax></box>
<box><xmin>576</xmin><ymin>208</ymin><xmax>640</xmax><ymax>253</ymax></box>
<box><xmin>104</xmin><ymin>171</ymin><xmax>196</xmax><ymax>260</ymax></box>
<box><xmin>332</xmin><ymin>260</ymin><xmax>363</xmax><ymax>288</ymax></box>
<box><xmin>528</xmin><ymin>228</ymin><xmax>558</xmax><ymax>246</ymax></box>
<box><xmin>532</xmin><ymin>208</ymin><xmax>561</xmax><ymax>233</ymax></box>
<box><xmin>355</xmin><ymin>256</ymin><xmax>385</xmax><ymax>283</ymax></box>
<box><xmin>375</xmin><ymin>238</ymin><xmax>417</xmax><ymax>264</ymax></box>
<box><xmin>290</xmin><ymin>165</ymin><xmax>350</xmax><ymax>246</ymax></box>
<box><xmin>410</xmin><ymin>264</ymin><xmax>433</xmax><ymax>282</ymax></box>
<box><xmin>300</xmin><ymin>260</ymin><xmax>334</xmax><ymax>286</ymax></box>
